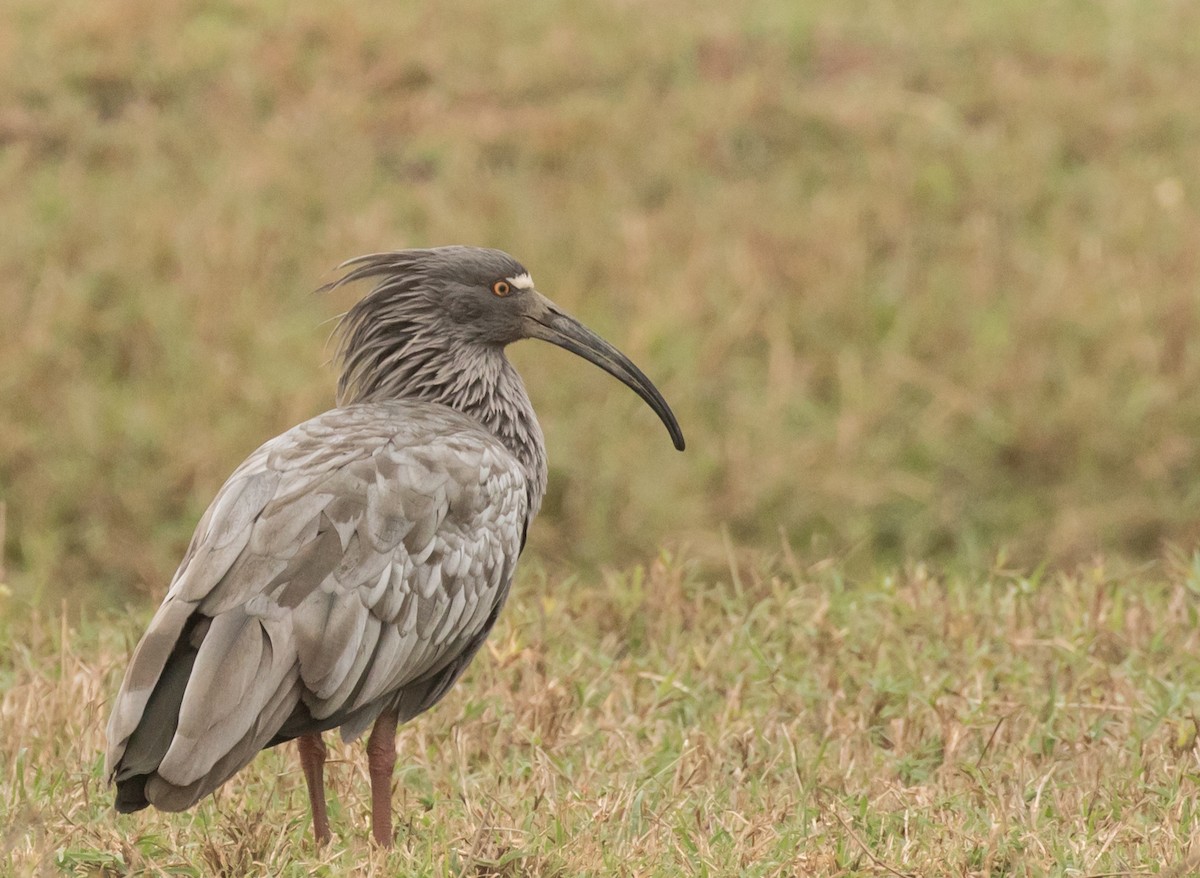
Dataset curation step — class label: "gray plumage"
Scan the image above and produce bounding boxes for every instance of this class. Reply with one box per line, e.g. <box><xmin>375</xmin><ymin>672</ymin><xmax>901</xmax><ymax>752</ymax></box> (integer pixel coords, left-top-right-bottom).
<box><xmin>105</xmin><ymin>246</ymin><xmax>683</xmax><ymax>841</ymax></box>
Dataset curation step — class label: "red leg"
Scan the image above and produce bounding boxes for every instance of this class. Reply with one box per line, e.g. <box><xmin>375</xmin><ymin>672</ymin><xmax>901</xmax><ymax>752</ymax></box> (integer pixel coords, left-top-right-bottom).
<box><xmin>297</xmin><ymin>734</ymin><xmax>331</xmax><ymax>845</ymax></box>
<box><xmin>366</xmin><ymin>708</ymin><xmax>399</xmax><ymax>847</ymax></box>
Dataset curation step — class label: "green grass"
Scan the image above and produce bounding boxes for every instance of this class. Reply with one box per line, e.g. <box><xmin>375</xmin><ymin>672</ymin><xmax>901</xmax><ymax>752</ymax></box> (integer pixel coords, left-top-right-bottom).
<box><xmin>5</xmin><ymin>0</ymin><xmax>1200</xmax><ymax>873</ymax></box>
<box><xmin>6</xmin><ymin>553</ymin><xmax>1200</xmax><ymax>874</ymax></box>
<box><xmin>5</xmin><ymin>0</ymin><xmax>1200</xmax><ymax>604</ymax></box>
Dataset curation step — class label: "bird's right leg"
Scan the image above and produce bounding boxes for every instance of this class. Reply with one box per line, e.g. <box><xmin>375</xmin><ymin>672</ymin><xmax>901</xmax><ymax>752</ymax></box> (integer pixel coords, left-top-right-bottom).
<box><xmin>366</xmin><ymin>707</ymin><xmax>399</xmax><ymax>847</ymax></box>
<box><xmin>297</xmin><ymin>733</ymin><xmax>331</xmax><ymax>845</ymax></box>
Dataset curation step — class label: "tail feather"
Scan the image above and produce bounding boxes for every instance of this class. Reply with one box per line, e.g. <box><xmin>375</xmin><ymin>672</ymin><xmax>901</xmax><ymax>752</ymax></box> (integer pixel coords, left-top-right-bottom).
<box><xmin>112</xmin><ymin>642</ymin><xmax>200</xmax><ymax>812</ymax></box>
<box><xmin>156</xmin><ymin>609</ymin><xmax>293</xmax><ymax>787</ymax></box>
<box><xmin>105</xmin><ymin>598</ymin><xmax>198</xmax><ymax>778</ymax></box>
<box><xmin>109</xmin><ymin>606</ymin><xmax>300</xmax><ymax>813</ymax></box>
<box><xmin>139</xmin><ymin>670</ymin><xmax>303</xmax><ymax>812</ymax></box>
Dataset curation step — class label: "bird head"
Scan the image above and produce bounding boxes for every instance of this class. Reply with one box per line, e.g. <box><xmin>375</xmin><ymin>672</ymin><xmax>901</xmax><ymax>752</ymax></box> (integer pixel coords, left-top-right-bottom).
<box><xmin>328</xmin><ymin>246</ymin><xmax>685</xmax><ymax>451</ymax></box>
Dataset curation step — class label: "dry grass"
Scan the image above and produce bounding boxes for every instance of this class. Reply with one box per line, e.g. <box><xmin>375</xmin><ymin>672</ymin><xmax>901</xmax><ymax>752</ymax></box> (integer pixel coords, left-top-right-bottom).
<box><xmin>6</xmin><ymin>552</ymin><xmax>1200</xmax><ymax>874</ymax></box>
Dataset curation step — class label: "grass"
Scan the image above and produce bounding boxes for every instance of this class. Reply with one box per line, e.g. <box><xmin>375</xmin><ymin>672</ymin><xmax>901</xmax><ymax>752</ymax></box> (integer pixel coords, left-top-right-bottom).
<box><xmin>5</xmin><ymin>1</ymin><xmax>1200</xmax><ymax>604</ymax></box>
<box><xmin>5</xmin><ymin>0</ymin><xmax>1200</xmax><ymax>873</ymax></box>
<box><xmin>6</xmin><ymin>551</ymin><xmax>1200</xmax><ymax>875</ymax></box>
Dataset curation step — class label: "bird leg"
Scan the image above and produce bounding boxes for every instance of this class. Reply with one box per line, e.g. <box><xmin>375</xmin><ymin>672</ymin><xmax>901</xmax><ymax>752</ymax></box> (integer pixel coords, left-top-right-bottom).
<box><xmin>366</xmin><ymin>707</ymin><xmax>399</xmax><ymax>847</ymax></box>
<box><xmin>297</xmin><ymin>733</ymin><xmax>331</xmax><ymax>845</ymax></box>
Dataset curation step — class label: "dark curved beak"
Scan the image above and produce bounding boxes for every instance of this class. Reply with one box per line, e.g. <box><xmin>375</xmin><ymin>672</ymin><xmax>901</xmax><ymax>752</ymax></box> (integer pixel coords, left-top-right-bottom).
<box><xmin>526</xmin><ymin>296</ymin><xmax>685</xmax><ymax>451</ymax></box>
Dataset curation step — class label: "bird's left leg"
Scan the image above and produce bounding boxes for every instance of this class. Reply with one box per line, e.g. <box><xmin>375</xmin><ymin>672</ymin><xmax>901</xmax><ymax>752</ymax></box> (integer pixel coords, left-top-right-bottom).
<box><xmin>297</xmin><ymin>733</ymin><xmax>331</xmax><ymax>845</ymax></box>
<box><xmin>366</xmin><ymin>707</ymin><xmax>399</xmax><ymax>847</ymax></box>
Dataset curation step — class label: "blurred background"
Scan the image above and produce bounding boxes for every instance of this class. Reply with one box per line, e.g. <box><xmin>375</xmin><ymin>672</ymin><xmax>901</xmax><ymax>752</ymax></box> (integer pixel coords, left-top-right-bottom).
<box><xmin>3</xmin><ymin>0</ymin><xmax>1200</xmax><ymax>608</ymax></box>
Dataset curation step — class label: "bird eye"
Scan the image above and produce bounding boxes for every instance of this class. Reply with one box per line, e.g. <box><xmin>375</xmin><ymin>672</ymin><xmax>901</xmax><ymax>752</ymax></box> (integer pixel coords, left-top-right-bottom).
<box><xmin>491</xmin><ymin>280</ymin><xmax>512</xmax><ymax>297</ymax></box>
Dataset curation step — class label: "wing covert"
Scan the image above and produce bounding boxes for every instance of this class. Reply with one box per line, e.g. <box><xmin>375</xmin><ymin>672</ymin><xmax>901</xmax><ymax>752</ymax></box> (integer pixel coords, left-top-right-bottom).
<box><xmin>106</xmin><ymin>401</ymin><xmax>529</xmax><ymax>798</ymax></box>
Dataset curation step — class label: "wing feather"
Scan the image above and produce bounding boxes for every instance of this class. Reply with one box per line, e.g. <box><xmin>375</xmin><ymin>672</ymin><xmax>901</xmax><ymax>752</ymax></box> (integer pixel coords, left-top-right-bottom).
<box><xmin>107</xmin><ymin>401</ymin><xmax>529</xmax><ymax>811</ymax></box>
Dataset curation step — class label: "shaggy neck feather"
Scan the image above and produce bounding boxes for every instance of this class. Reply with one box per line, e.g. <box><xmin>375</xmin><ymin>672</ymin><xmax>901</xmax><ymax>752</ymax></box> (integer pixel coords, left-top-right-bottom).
<box><xmin>336</xmin><ymin>310</ymin><xmax>547</xmax><ymax>517</ymax></box>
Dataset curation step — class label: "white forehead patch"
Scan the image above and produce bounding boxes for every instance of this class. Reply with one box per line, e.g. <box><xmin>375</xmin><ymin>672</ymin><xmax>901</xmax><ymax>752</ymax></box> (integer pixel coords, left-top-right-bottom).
<box><xmin>508</xmin><ymin>272</ymin><xmax>534</xmax><ymax>290</ymax></box>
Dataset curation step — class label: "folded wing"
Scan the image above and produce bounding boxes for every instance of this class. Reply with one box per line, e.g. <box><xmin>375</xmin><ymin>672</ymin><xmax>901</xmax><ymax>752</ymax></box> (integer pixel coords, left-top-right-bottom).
<box><xmin>105</xmin><ymin>401</ymin><xmax>528</xmax><ymax>812</ymax></box>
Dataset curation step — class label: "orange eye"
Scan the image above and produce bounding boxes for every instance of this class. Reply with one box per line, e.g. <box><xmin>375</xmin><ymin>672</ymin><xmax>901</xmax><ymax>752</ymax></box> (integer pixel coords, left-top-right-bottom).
<box><xmin>491</xmin><ymin>280</ymin><xmax>512</xmax><ymax>297</ymax></box>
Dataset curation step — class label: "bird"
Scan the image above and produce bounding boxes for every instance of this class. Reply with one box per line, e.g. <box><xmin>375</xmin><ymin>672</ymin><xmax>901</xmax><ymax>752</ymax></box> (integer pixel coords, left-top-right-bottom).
<box><xmin>105</xmin><ymin>245</ymin><xmax>684</xmax><ymax>847</ymax></box>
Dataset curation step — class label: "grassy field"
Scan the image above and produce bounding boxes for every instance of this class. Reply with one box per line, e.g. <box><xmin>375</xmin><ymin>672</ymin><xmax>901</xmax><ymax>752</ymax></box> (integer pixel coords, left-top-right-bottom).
<box><xmin>4</xmin><ymin>0</ymin><xmax>1200</xmax><ymax>873</ymax></box>
<box><xmin>6</xmin><ymin>556</ymin><xmax>1200</xmax><ymax>875</ymax></box>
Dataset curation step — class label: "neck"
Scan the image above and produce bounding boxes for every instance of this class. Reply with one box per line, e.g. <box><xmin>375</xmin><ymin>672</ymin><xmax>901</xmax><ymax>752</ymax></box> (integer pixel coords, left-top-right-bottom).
<box><xmin>338</xmin><ymin>330</ymin><xmax>547</xmax><ymax>517</ymax></box>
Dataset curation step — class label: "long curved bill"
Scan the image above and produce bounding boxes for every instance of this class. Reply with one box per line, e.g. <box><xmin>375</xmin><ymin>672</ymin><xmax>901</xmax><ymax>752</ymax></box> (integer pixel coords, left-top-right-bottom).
<box><xmin>526</xmin><ymin>297</ymin><xmax>685</xmax><ymax>451</ymax></box>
